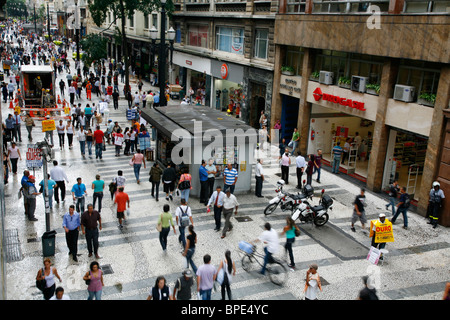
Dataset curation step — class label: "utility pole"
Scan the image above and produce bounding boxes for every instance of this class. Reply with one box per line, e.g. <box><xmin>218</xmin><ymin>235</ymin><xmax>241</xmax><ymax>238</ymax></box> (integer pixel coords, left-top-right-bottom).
<box><xmin>36</xmin><ymin>139</ymin><xmax>52</xmax><ymax>232</ymax></box>
<box><xmin>47</xmin><ymin>3</ymin><xmax>52</xmax><ymax>42</ymax></box>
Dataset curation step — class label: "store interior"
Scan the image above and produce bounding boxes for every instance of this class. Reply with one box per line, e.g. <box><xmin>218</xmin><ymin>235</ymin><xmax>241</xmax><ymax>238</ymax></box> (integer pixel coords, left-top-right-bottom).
<box><xmin>213</xmin><ymin>78</ymin><xmax>243</xmax><ymax>116</ymax></box>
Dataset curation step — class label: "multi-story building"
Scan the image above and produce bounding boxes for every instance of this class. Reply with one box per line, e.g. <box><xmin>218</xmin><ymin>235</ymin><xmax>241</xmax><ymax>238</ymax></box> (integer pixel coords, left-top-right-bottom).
<box><xmin>170</xmin><ymin>0</ymin><xmax>279</xmax><ymax>128</ymax></box>
<box><xmin>271</xmin><ymin>0</ymin><xmax>450</xmax><ymax>225</ymax></box>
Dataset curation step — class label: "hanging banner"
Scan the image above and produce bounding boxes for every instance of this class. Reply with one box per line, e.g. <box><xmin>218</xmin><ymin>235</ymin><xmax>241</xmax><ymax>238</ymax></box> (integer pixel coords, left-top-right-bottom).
<box><xmin>370</xmin><ymin>219</ymin><xmax>394</xmax><ymax>243</ymax></box>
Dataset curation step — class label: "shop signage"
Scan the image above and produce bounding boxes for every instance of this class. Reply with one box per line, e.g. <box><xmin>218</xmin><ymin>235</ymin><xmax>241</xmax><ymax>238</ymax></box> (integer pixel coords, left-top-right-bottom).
<box><xmin>186</xmin><ymin>60</ymin><xmax>192</xmax><ymax>66</ymax></box>
<box><xmin>280</xmin><ymin>77</ymin><xmax>301</xmax><ymax>96</ymax></box>
<box><xmin>313</xmin><ymin>87</ymin><xmax>366</xmax><ymax>111</ymax></box>
<box><xmin>220</xmin><ymin>63</ymin><xmax>229</xmax><ymax>80</ymax></box>
<box><xmin>26</xmin><ymin>144</ymin><xmax>42</xmax><ymax>169</ymax></box>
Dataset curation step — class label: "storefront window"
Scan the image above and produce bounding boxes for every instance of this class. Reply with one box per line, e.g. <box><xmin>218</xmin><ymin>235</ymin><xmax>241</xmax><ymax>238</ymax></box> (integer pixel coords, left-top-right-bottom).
<box><xmin>188</xmin><ymin>25</ymin><xmax>208</xmax><ymax>48</ymax></box>
<box><xmin>216</xmin><ymin>27</ymin><xmax>244</xmax><ymax>55</ymax></box>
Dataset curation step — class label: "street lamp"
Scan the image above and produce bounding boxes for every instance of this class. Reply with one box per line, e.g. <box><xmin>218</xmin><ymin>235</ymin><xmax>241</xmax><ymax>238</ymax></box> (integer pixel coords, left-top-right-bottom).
<box><xmin>150</xmin><ymin>0</ymin><xmax>176</xmax><ymax>107</ymax></box>
<box><xmin>74</xmin><ymin>0</ymin><xmax>81</xmax><ymax>76</ymax></box>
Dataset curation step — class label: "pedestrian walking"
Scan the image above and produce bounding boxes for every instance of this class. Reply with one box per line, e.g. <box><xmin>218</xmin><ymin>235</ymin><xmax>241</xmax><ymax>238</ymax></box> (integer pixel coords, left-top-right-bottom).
<box><xmin>306</xmin><ymin>154</ymin><xmax>315</xmax><ymax>186</ymax></box>
<box><xmin>36</xmin><ymin>258</ymin><xmax>62</xmax><ymax>300</ymax></box>
<box><xmin>162</xmin><ymin>162</ymin><xmax>177</xmax><ymax>201</ymax></box>
<box><xmin>217</xmin><ymin>250</ymin><xmax>236</xmax><ymax>300</ymax></box>
<box><xmin>221</xmin><ymin>190</ymin><xmax>239</xmax><ymax>239</ymax></box>
<box><xmin>223</xmin><ymin>163</ymin><xmax>238</xmax><ymax>194</ymax></box>
<box><xmin>147</xmin><ymin>276</ymin><xmax>172</xmax><ymax>300</ymax></box>
<box><xmin>86</xmin><ymin>128</ymin><xmax>94</xmax><ymax>157</ymax></box>
<box><xmin>176</xmin><ymin>198</ymin><xmax>194</xmax><ymax>249</ymax></box>
<box><xmin>114</xmin><ymin>186</ymin><xmax>129</xmax><ymax>230</ymax></box>
<box><xmin>77</xmin><ymin>126</ymin><xmax>87</xmax><ymax>157</ymax></box>
<box><xmin>93</xmin><ymin>125</ymin><xmax>104</xmax><ymax>159</ymax></box>
<box><xmin>7</xmin><ymin>141</ymin><xmax>21</xmax><ymax>174</ymax></box>
<box><xmin>182</xmin><ymin>225</ymin><xmax>198</xmax><ymax>274</ymax></box>
<box><xmin>39</xmin><ymin>174</ymin><xmax>57</xmax><ymax>210</ymax></box>
<box><xmin>288</xmin><ymin>128</ymin><xmax>300</xmax><ymax>153</ymax></box>
<box><xmin>199</xmin><ymin>160</ymin><xmax>209</xmax><ymax>205</ymax></box>
<box><xmin>370</xmin><ymin>213</ymin><xmax>388</xmax><ymax>259</ymax></box>
<box><xmin>255</xmin><ymin>158</ymin><xmax>264</xmax><ymax>197</ymax></box>
<box><xmin>62</xmin><ymin>205</ymin><xmax>81</xmax><ymax>262</ymax></box>
<box><xmin>12</xmin><ymin>110</ymin><xmax>22</xmax><ymax>142</ymax></box>
<box><xmin>92</xmin><ymin>174</ymin><xmax>105</xmax><ymax>213</ymax></box>
<box><xmin>123</xmin><ymin>127</ymin><xmax>131</xmax><ymax>155</ymax></box>
<box><xmin>205</xmin><ymin>159</ymin><xmax>217</xmax><ymax>199</ymax></box>
<box><xmin>66</xmin><ymin>120</ymin><xmax>74</xmax><ymax>149</ymax></box>
<box><xmin>72</xmin><ymin>177</ymin><xmax>87</xmax><ymax>214</ymax></box>
<box><xmin>178</xmin><ymin>167</ymin><xmax>192</xmax><ymax>202</ymax></box>
<box><xmin>157</xmin><ymin>204</ymin><xmax>177</xmax><ymax>252</ymax></box>
<box><xmin>427</xmin><ymin>181</ymin><xmax>445</xmax><ymax>229</ymax></box>
<box><xmin>111</xmin><ymin>170</ymin><xmax>126</xmax><ymax>200</ymax></box>
<box><xmin>331</xmin><ymin>141</ymin><xmax>343</xmax><ymax>174</ymax></box>
<box><xmin>281</xmin><ymin>216</ymin><xmax>300</xmax><ymax>269</ymax></box>
<box><xmin>112</xmin><ymin>128</ymin><xmax>123</xmax><ymax>157</ymax></box>
<box><xmin>280</xmin><ymin>149</ymin><xmax>291</xmax><ymax>184</ymax></box>
<box><xmin>149</xmin><ymin>162</ymin><xmax>162</xmax><ymax>201</ymax></box>
<box><xmin>56</xmin><ymin>120</ymin><xmax>65</xmax><ymax>150</ymax></box>
<box><xmin>50</xmin><ymin>287</ymin><xmax>71</xmax><ymax>300</ymax></box>
<box><xmin>24</xmin><ymin>174</ymin><xmax>40</xmax><ymax>221</ymax></box>
<box><xmin>385</xmin><ymin>180</ymin><xmax>399</xmax><ymax>216</ymax></box>
<box><xmin>83</xmin><ymin>261</ymin><xmax>104</xmax><ymax>300</ymax></box>
<box><xmin>295</xmin><ymin>151</ymin><xmax>307</xmax><ymax>189</ymax></box>
<box><xmin>131</xmin><ymin>149</ymin><xmax>146</xmax><ymax>184</ymax></box>
<box><xmin>146</xmin><ymin>91</ymin><xmax>154</xmax><ymax>108</ymax></box>
<box><xmin>358</xmin><ymin>276</ymin><xmax>379</xmax><ymax>300</ymax></box>
<box><xmin>3</xmin><ymin>152</ymin><xmax>10</xmax><ymax>185</ymax></box>
<box><xmin>391</xmin><ymin>186</ymin><xmax>410</xmax><ymax>229</ymax></box>
<box><xmin>24</xmin><ymin>114</ymin><xmax>35</xmax><ymax>141</ymax></box>
<box><xmin>351</xmin><ymin>188</ymin><xmax>367</xmax><ymax>232</ymax></box>
<box><xmin>172</xmin><ymin>269</ymin><xmax>194</xmax><ymax>300</ymax></box>
<box><xmin>304</xmin><ymin>264</ymin><xmax>322</xmax><ymax>300</ymax></box>
<box><xmin>207</xmin><ymin>185</ymin><xmax>225</xmax><ymax>232</ymax></box>
<box><xmin>196</xmin><ymin>254</ymin><xmax>217</xmax><ymax>300</ymax></box>
<box><xmin>81</xmin><ymin>204</ymin><xmax>102</xmax><ymax>258</ymax></box>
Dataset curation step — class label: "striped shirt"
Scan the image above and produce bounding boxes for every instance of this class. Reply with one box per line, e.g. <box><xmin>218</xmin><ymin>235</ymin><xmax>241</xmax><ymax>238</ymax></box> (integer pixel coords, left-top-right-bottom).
<box><xmin>332</xmin><ymin>145</ymin><xmax>343</xmax><ymax>159</ymax></box>
<box><xmin>224</xmin><ymin>167</ymin><xmax>238</xmax><ymax>186</ymax></box>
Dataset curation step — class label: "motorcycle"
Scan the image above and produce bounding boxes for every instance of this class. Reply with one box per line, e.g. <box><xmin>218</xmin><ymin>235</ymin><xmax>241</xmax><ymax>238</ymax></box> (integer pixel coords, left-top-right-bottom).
<box><xmin>264</xmin><ymin>180</ymin><xmax>313</xmax><ymax>216</ymax></box>
<box><xmin>291</xmin><ymin>189</ymin><xmax>334</xmax><ymax>226</ymax></box>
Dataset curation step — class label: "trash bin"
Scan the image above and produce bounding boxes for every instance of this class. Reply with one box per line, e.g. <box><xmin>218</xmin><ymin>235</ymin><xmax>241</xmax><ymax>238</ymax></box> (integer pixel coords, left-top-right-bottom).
<box><xmin>42</xmin><ymin>230</ymin><xmax>57</xmax><ymax>257</ymax></box>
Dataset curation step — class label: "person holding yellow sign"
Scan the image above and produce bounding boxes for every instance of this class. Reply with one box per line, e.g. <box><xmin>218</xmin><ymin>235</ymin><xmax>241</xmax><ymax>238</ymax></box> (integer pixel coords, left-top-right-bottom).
<box><xmin>370</xmin><ymin>213</ymin><xmax>394</xmax><ymax>260</ymax></box>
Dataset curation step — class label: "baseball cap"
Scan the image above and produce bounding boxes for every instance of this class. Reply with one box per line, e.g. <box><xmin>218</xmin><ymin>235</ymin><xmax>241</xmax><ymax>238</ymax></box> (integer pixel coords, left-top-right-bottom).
<box><xmin>28</xmin><ymin>175</ymin><xmax>36</xmax><ymax>180</ymax></box>
<box><xmin>182</xmin><ymin>269</ymin><xmax>193</xmax><ymax>278</ymax></box>
<box><xmin>379</xmin><ymin>213</ymin><xmax>386</xmax><ymax>218</ymax></box>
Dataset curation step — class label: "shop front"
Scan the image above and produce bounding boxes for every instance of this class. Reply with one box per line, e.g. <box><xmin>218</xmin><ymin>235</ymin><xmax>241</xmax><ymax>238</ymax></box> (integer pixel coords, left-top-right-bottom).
<box><xmin>172</xmin><ymin>51</ymin><xmax>211</xmax><ymax>105</ymax></box>
<box><xmin>211</xmin><ymin>60</ymin><xmax>244</xmax><ymax>115</ymax></box>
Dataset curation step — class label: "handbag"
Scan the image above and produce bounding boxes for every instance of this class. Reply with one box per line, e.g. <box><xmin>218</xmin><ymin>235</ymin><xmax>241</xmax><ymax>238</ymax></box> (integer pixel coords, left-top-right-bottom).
<box><xmin>85</xmin><ymin>271</ymin><xmax>91</xmax><ymax>285</ymax></box>
<box><xmin>36</xmin><ymin>268</ymin><xmax>46</xmax><ymax>291</ymax></box>
<box><xmin>156</xmin><ymin>214</ymin><xmax>163</xmax><ymax>232</ymax></box>
<box><xmin>295</xmin><ymin>227</ymin><xmax>301</xmax><ymax>237</ymax></box>
<box><xmin>129</xmin><ymin>159</ymin><xmax>134</xmax><ymax>166</ymax></box>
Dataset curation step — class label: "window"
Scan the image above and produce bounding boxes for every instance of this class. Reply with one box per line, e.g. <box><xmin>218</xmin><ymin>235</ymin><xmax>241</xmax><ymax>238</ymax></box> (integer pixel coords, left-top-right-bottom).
<box><xmin>284</xmin><ymin>46</ymin><xmax>304</xmax><ymax>75</ymax></box>
<box><xmin>404</xmin><ymin>0</ymin><xmax>450</xmax><ymax>13</ymax></box>
<box><xmin>216</xmin><ymin>27</ymin><xmax>244</xmax><ymax>55</ymax></box>
<box><xmin>397</xmin><ymin>61</ymin><xmax>441</xmax><ymax>99</ymax></box>
<box><xmin>254</xmin><ymin>29</ymin><xmax>268</xmax><ymax>60</ymax></box>
<box><xmin>152</xmin><ymin>14</ymin><xmax>158</xmax><ymax>28</ymax></box>
<box><xmin>188</xmin><ymin>25</ymin><xmax>208</xmax><ymax>48</ymax></box>
<box><xmin>175</xmin><ymin>23</ymin><xmax>181</xmax><ymax>43</ymax></box>
<box><xmin>287</xmin><ymin>0</ymin><xmax>306</xmax><ymax>13</ymax></box>
<box><xmin>129</xmin><ymin>14</ymin><xmax>134</xmax><ymax>28</ymax></box>
<box><xmin>144</xmin><ymin>14</ymin><xmax>149</xmax><ymax>29</ymax></box>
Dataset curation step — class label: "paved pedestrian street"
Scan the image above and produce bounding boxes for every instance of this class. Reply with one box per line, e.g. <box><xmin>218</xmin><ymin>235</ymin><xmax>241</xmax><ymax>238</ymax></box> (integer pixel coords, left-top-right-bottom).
<box><xmin>2</xmin><ymin>51</ymin><xmax>449</xmax><ymax>301</ymax></box>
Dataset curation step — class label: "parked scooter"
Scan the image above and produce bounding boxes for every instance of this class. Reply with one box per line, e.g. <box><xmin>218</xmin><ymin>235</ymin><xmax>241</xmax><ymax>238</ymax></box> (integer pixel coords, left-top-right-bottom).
<box><xmin>291</xmin><ymin>189</ymin><xmax>334</xmax><ymax>226</ymax></box>
<box><xmin>264</xmin><ymin>180</ymin><xmax>313</xmax><ymax>215</ymax></box>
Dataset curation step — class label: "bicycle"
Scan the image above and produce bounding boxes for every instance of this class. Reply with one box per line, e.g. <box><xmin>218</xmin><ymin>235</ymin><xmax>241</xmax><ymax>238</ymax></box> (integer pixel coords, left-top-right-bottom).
<box><xmin>238</xmin><ymin>241</ymin><xmax>288</xmax><ymax>286</ymax></box>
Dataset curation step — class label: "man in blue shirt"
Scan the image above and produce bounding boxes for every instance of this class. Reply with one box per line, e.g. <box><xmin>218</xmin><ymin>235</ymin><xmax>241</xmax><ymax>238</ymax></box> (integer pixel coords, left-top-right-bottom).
<box><xmin>5</xmin><ymin>114</ymin><xmax>15</xmax><ymax>141</ymax></box>
<box><xmin>72</xmin><ymin>177</ymin><xmax>87</xmax><ymax>214</ymax></box>
<box><xmin>62</xmin><ymin>205</ymin><xmax>81</xmax><ymax>261</ymax></box>
<box><xmin>332</xmin><ymin>141</ymin><xmax>343</xmax><ymax>174</ymax></box>
<box><xmin>154</xmin><ymin>92</ymin><xmax>160</xmax><ymax>107</ymax></box>
<box><xmin>391</xmin><ymin>187</ymin><xmax>409</xmax><ymax>230</ymax></box>
<box><xmin>199</xmin><ymin>160</ymin><xmax>209</xmax><ymax>205</ymax></box>
<box><xmin>223</xmin><ymin>163</ymin><xmax>238</xmax><ymax>194</ymax></box>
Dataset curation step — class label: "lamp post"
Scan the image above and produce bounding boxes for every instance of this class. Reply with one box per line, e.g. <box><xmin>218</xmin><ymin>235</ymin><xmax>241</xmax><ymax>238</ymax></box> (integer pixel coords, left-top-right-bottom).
<box><xmin>34</xmin><ymin>4</ymin><xmax>37</xmax><ymax>34</ymax></box>
<box><xmin>47</xmin><ymin>3</ymin><xmax>51</xmax><ymax>42</ymax></box>
<box><xmin>150</xmin><ymin>0</ymin><xmax>175</xmax><ymax>107</ymax></box>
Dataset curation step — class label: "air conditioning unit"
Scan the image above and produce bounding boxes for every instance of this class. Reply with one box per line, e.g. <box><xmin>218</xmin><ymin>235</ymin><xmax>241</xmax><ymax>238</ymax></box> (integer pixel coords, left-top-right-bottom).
<box><xmin>393</xmin><ymin>85</ymin><xmax>415</xmax><ymax>102</ymax></box>
<box><xmin>319</xmin><ymin>71</ymin><xmax>334</xmax><ymax>85</ymax></box>
<box><xmin>351</xmin><ymin>76</ymin><xmax>369</xmax><ymax>93</ymax></box>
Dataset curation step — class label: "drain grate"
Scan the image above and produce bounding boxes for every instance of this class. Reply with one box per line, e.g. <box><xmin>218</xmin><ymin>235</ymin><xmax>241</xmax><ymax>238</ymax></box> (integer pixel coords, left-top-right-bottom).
<box><xmin>101</xmin><ymin>264</ymin><xmax>114</xmax><ymax>275</ymax></box>
<box><xmin>235</xmin><ymin>216</ymin><xmax>253</xmax><ymax>222</ymax></box>
<box><xmin>5</xmin><ymin>229</ymin><xmax>23</xmax><ymax>262</ymax></box>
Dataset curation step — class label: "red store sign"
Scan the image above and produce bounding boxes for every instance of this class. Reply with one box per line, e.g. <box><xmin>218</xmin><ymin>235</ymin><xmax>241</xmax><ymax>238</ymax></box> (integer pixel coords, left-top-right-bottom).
<box><xmin>313</xmin><ymin>87</ymin><xmax>366</xmax><ymax>111</ymax></box>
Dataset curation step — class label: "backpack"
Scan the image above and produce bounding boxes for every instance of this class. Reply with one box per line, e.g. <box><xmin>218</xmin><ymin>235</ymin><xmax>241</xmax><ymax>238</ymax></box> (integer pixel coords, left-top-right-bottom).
<box><xmin>179</xmin><ymin>206</ymin><xmax>190</xmax><ymax>227</ymax></box>
<box><xmin>178</xmin><ymin>174</ymin><xmax>191</xmax><ymax>190</ymax></box>
<box><xmin>403</xmin><ymin>193</ymin><xmax>411</xmax><ymax>209</ymax></box>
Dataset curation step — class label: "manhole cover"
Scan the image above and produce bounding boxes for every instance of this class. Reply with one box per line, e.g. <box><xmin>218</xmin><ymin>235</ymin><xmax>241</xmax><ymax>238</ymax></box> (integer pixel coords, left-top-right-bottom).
<box><xmin>235</xmin><ymin>216</ymin><xmax>253</xmax><ymax>222</ymax></box>
<box><xmin>101</xmin><ymin>264</ymin><xmax>114</xmax><ymax>275</ymax></box>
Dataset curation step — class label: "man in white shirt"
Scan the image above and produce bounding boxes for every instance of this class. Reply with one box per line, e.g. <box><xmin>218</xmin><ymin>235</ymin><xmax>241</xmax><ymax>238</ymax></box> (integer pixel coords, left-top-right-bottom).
<box><xmin>255</xmin><ymin>159</ymin><xmax>264</xmax><ymax>198</ymax></box>
<box><xmin>254</xmin><ymin>222</ymin><xmax>279</xmax><ymax>275</ymax></box>
<box><xmin>221</xmin><ymin>190</ymin><xmax>239</xmax><ymax>239</ymax></box>
<box><xmin>50</xmin><ymin>160</ymin><xmax>69</xmax><ymax>204</ymax></box>
<box><xmin>295</xmin><ymin>151</ymin><xmax>307</xmax><ymax>189</ymax></box>
<box><xmin>50</xmin><ymin>287</ymin><xmax>70</xmax><ymax>300</ymax></box>
<box><xmin>207</xmin><ymin>185</ymin><xmax>225</xmax><ymax>232</ymax></box>
<box><xmin>175</xmin><ymin>198</ymin><xmax>194</xmax><ymax>249</ymax></box>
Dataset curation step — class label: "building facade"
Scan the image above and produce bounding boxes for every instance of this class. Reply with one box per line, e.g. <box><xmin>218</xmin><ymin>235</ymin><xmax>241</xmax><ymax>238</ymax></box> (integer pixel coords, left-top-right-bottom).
<box><xmin>271</xmin><ymin>0</ymin><xmax>450</xmax><ymax>225</ymax></box>
<box><xmin>170</xmin><ymin>0</ymin><xmax>278</xmax><ymax>129</ymax></box>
